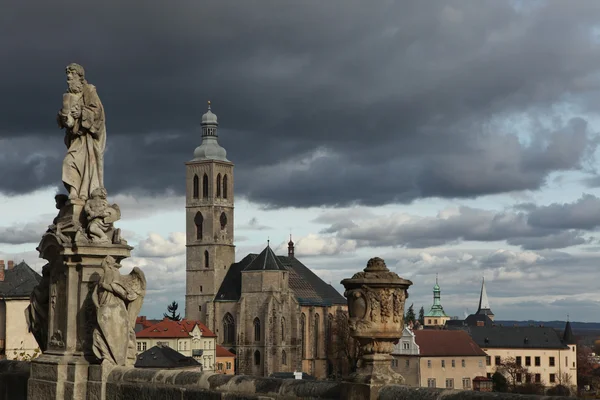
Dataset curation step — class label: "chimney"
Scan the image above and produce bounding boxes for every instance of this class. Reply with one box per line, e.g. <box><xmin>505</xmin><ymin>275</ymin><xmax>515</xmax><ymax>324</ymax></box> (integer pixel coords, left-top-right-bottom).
<box><xmin>288</xmin><ymin>235</ymin><xmax>295</xmax><ymax>258</ymax></box>
<box><xmin>7</xmin><ymin>260</ymin><xmax>14</xmax><ymax>270</ymax></box>
<box><xmin>0</xmin><ymin>260</ymin><xmax>4</xmax><ymax>282</ymax></box>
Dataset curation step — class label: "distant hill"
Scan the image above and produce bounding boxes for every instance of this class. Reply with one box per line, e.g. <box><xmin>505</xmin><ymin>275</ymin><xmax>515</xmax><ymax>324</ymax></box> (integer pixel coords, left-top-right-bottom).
<box><xmin>495</xmin><ymin>320</ymin><xmax>600</xmax><ymax>345</ymax></box>
<box><xmin>496</xmin><ymin>320</ymin><xmax>600</xmax><ymax>330</ymax></box>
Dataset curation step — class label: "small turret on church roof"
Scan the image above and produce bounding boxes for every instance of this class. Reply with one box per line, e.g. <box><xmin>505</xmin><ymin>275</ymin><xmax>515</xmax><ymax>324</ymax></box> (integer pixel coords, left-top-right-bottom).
<box><xmin>243</xmin><ymin>242</ymin><xmax>287</xmax><ymax>271</ymax></box>
<box><xmin>424</xmin><ymin>275</ymin><xmax>449</xmax><ymax>318</ymax></box>
<box><xmin>192</xmin><ymin>101</ymin><xmax>229</xmax><ymax>162</ymax></box>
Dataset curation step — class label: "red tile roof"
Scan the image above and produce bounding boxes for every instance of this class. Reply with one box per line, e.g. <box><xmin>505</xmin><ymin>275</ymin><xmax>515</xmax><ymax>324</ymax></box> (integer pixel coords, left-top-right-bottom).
<box><xmin>215</xmin><ymin>345</ymin><xmax>235</xmax><ymax>358</ymax></box>
<box><xmin>136</xmin><ymin>318</ymin><xmax>217</xmax><ymax>338</ymax></box>
<box><xmin>414</xmin><ymin>330</ymin><xmax>486</xmax><ymax>357</ymax></box>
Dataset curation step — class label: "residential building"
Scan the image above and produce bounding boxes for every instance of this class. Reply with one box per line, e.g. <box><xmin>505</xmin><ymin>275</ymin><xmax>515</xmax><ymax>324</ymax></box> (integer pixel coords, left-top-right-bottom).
<box><xmin>215</xmin><ymin>345</ymin><xmax>235</xmax><ymax>375</ymax></box>
<box><xmin>136</xmin><ymin>318</ymin><xmax>217</xmax><ymax>371</ymax></box>
<box><xmin>184</xmin><ymin>104</ymin><xmax>347</xmax><ymax>378</ymax></box>
<box><xmin>423</xmin><ymin>276</ymin><xmax>450</xmax><ymax>328</ymax></box>
<box><xmin>468</xmin><ymin>323</ymin><xmax>577</xmax><ymax>388</ymax></box>
<box><xmin>0</xmin><ymin>260</ymin><xmax>42</xmax><ymax>360</ymax></box>
<box><xmin>135</xmin><ymin>345</ymin><xmax>202</xmax><ymax>370</ymax></box>
<box><xmin>392</xmin><ymin>327</ymin><xmax>487</xmax><ymax>389</ymax></box>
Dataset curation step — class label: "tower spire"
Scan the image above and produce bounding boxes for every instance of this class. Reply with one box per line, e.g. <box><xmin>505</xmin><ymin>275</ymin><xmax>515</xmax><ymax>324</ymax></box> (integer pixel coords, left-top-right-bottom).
<box><xmin>476</xmin><ymin>276</ymin><xmax>494</xmax><ymax>321</ymax></box>
<box><xmin>288</xmin><ymin>233</ymin><xmax>295</xmax><ymax>258</ymax></box>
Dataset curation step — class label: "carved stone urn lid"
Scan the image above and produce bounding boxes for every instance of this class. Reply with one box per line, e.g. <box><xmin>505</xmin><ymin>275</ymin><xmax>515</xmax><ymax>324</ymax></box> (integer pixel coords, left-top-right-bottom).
<box><xmin>341</xmin><ymin>257</ymin><xmax>412</xmax><ymax>289</ymax></box>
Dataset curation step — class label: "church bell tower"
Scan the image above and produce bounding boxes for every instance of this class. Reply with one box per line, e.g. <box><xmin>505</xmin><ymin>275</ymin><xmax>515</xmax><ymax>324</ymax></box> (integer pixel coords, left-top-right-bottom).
<box><xmin>185</xmin><ymin>102</ymin><xmax>235</xmax><ymax>323</ymax></box>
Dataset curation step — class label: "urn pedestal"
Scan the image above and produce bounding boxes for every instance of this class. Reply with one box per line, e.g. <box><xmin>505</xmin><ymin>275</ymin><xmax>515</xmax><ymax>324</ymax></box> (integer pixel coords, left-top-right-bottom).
<box><xmin>27</xmin><ymin>232</ymin><xmax>131</xmax><ymax>400</ymax></box>
<box><xmin>340</xmin><ymin>257</ymin><xmax>412</xmax><ymax>399</ymax></box>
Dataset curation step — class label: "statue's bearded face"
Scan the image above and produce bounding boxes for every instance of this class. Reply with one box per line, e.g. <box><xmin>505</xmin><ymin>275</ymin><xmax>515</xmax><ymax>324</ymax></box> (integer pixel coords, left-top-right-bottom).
<box><xmin>66</xmin><ymin>69</ymin><xmax>84</xmax><ymax>94</ymax></box>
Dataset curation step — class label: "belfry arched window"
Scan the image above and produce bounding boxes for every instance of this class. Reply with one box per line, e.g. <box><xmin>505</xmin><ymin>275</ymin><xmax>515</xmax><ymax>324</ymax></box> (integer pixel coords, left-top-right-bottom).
<box><xmin>223</xmin><ymin>175</ymin><xmax>228</xmax><ymax>199</ymax></box>
<box><xmin>216</xmin><ymin>174</ymin><xmax>221</xmax><ymax>197</ymax></box>
<box><xmin>202</xmin><ymin>173</ymin><xmax>209</xmax><ymax>198</ymax></box>
<box><xmin>194</xmin><ymin>212</ymin><xmax>203</xmax><ymax>240</ymax></box>
<box><xmin>193</xmin><ymin>174</ymin><xmax>199</xmax><ymax>199</ymax></box>
<box><xmin>220</xmin><ymin>212</ymin><xmax>227</xmax><ymax>230</ymax></box>
<box><xmin>254</xmin><ymin>317</ymin><xmax>261</xmax><ymax>342</ymax></box>
<box><xmin>223</xmin><ymin>313</ymin><xmax>235</xmax><ymax>344</ymax></box>
<box><xmin>281</xmin><ymin>317</ymin><xmax>286</xmax><ymax>342</ymax></box>
<box><xmin>204</xmin><ymin>250</ymin><xmax>209</xmax><ymax>269</ymax></box>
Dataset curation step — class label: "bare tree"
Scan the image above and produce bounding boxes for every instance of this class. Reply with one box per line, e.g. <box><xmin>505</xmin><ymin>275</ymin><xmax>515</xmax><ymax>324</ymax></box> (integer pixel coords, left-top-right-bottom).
<box><xmin>330</xmin><ymin>310</ymin><xmax>361</xmax><ymax>377</ymax></box>
<box><xmin>495</xmin><ymin>356</ymin><xmax>529</xmax><ymax>391</ymax></box>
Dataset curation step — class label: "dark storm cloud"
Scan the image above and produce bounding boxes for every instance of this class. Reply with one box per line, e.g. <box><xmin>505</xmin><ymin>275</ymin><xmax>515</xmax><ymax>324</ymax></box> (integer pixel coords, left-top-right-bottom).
<box><xmin>0</xmin><ymin>222</ymin><xmax>48</xmax><ymax>245</ymax></box>
<box><xmin>317</xmin><ymin>194</ymin><xmax>600</xmax><ymax>250</ymax></box>
<box><xmin>2</xmin><ymin>1</ymin><xmax>600</xmax><ymax>206</ymax></box>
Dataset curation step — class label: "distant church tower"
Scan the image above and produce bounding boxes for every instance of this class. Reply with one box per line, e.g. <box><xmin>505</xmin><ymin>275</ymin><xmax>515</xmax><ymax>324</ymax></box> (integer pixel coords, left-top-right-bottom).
<box><xmin>424</xmin><ymin>275</ymin><xmax>450</xmax><ymax>327</ymax></box>
<box><xmin>475</xmin><ymin>277</ymin><xmax>494</xmax><ymax>321</ymax></box>
<box><xmin>185</xmin><ymin>102</ymin><xmax>235</xmax><ymax>322</ymax></box>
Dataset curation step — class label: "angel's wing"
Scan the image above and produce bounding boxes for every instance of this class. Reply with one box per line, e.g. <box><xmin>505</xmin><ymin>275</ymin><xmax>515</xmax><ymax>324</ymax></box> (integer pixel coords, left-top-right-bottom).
<box><xmin>124</xmin><ymin>267</ymin><xmax>146</xmax><ymax>327</ymax></box>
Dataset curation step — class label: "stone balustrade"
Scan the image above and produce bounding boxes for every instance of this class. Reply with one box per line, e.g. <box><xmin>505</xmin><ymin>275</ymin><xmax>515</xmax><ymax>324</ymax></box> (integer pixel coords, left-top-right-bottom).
<box><xmin>0</xmin><ymin>360</ymin><xmax>580</xmax><ymax>400</ymax></box>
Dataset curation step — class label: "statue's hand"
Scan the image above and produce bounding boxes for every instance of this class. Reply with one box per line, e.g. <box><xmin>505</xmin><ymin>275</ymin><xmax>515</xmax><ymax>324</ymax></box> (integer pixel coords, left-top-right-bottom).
<box><xmin>70</xmin><ymin>106</ymin><xmax>81</xmax><ymax>118</ymax></box>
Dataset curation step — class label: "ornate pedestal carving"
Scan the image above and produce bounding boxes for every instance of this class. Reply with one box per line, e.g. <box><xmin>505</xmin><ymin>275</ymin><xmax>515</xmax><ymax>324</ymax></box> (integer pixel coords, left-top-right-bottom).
<box><xmin>340</xmin><ymin>257</ymin><xmax>412</xmax><ymax>399</ymax></box>
<box><xmin>28</xmin><ymin>235</ymin><xmax>132</xmax><ymax>399</ymax></box>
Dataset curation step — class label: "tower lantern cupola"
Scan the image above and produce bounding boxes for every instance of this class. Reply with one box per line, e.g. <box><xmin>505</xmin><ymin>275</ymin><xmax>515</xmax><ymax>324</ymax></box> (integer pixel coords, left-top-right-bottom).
<box><xmin>193</xmin><ymin>101</ymin><xmax>229</xmax><ymax>162</ymax></box>
<box><xmin>424</xmin><ymin>274</ymin><xmax>450</xmax><ymax>327</ymax></box>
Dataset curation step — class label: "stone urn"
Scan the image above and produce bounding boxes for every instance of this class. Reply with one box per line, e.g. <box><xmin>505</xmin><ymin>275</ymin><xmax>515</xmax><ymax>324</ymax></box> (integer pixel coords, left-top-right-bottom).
<box><xmin>341</xmin><ymin>257</ymin><xmax>412</xmax><ymax>384</ymax></box>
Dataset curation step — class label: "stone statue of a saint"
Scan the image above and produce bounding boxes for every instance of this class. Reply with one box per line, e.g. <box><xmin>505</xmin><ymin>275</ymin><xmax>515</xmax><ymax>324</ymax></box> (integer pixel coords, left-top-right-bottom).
<box><xmin>57</xmin><ymin>63</ymin><xmax>106</xmax><ymax>201</ymax></box>
<box><xmin>92</xmin><ymin>256</ymin><xmax>146</xmax><ymax>366</ymax></box>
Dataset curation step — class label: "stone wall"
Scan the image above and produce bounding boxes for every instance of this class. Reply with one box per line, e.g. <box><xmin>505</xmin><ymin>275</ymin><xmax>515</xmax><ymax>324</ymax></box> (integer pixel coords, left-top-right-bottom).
<box><xmin>0</xmin><ymin>360</ymin><xmax>580</xmax><ymax>399</ymax></box>
<box><xmin>0</xmin><ymin>360</ymin><xmax>29</xmax><ymax>400</ymax></box>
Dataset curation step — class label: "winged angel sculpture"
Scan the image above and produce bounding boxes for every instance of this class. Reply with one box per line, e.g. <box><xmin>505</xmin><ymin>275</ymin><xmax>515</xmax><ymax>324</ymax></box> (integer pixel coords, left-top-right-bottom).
<box><xmin>92</xmin><ymin>255</ymin><xmax>146</xmax><ymax>366</ymax></box>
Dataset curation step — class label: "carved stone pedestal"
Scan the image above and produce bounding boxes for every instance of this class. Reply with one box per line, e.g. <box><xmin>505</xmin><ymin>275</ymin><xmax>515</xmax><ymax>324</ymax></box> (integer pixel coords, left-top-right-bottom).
<box><xmin>28</xmin><ymin>236</ymin><xmax>131</xmax><ymax>400</ymax></box>
<box><xmin>340</xmin><ymin>257</ymin><xmax>413</xmax><ymax>400</ymax></box>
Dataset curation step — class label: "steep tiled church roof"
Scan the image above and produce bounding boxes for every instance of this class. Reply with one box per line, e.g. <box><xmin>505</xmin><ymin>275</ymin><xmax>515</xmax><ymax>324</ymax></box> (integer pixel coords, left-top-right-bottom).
<box><xmin>214</xmin><ymin>252</ymin><xmax>346</xmax><ymax>307</ymax></box>
<box><xmin>0</xmin><ymin>261</ymin><xmax>42</xmax><ymax>299</ymax></box>
<box><xmin>243</xmin><ymin>245</ymin><xmax>286</xmax><ymax>271</ymax></box>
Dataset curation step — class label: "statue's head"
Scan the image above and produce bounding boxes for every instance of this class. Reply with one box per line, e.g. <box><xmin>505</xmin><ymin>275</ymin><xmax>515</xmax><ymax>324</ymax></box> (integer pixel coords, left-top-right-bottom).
<box><xmin>66</xmin><ymin>63</ymin><xmax>85</xmax><ymax>94</ymax></box>
<box><xmin>91</xmin><ymin>187</ymin><xmax>108</xmax><ymax>200</ymax></box>
<box><xmin>101</xmin><ymin>255</ymin><xmax>118</xmax><ymax>271</ymax></box>
<box><xmin>54</xmin><ymin>194</ymin><xmax>69</xmax><ymax>210</ymax></box>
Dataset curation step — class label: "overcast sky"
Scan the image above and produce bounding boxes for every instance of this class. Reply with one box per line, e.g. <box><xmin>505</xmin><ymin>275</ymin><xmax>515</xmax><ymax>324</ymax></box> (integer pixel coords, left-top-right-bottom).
<box><xmin>2</xmin><ymin>0</ymin><xmax>600</xmax><ymax>322</ymax></box>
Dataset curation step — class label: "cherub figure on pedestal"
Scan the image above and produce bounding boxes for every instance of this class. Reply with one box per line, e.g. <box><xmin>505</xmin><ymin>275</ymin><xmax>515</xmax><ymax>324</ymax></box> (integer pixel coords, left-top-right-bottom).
<box><xmin>84</xmin><ymin>187</ymin><xmax>124</xmax><ymax>244</ymax></box>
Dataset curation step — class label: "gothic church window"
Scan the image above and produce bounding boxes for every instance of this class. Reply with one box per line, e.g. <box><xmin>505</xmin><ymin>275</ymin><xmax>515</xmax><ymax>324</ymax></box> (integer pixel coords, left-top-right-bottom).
<box><xmin>282</xmin><ymin>350</ymin><xmax>287</xmax><ymax>365</ymax></box>
<box><xmin>202</xmin><ymin>174</ymin><xmax>209</xmax><ymax>198</ymax></box>
<box><xmin>223</xmin><ymin>175</ymin><xmax>228</xmax><ymax>199</ymax></box>
<box><xmin>281</xmin><ymin>317</ymin><xmax>285</xmax><ymax>341</ymax></box>
<box><xmin>326</xmin><ymin>314</ymin><xmax>333</xmax><ymax>356</ymax></box>
<box><xmin>194</xmin><ymin>212</ymin><xmax>203</xmax><ymax>240</ymax></box>
<box><xmin>314</xmin><ymin>314</ymin><xmax>319</xmax><ymax>358</ymax></box>
<box><xmin>254</xmin><ymin>350</ymin><xmax>260</xmax><ymax>365</ymax></box>
<box><xmin>193</xmin><ymin>174</ymin><xmax>199</xmax><ymax>199</ymax></box>
<box><xmin>204</xmin><ymin>250</ymin><xmax>209</xmax><ymax>269</ymax></box>
<box><xmin>254</xmin><ymin>318</ymin><xmax>261</xmax><ymax>342</ymax></box>
<box><xmin>216</xmin><ymin>174</ymin><xmax>221</xmax><ymax>197</ymax></box>
<box><xmin>301</xmin><ymin>313</ymin><xmax>306</xmax><ymax>359</ymax></box>
<box><xmin>220</xmin><ymin>212</ymin><xmax>227</xmax><ymax>230</ymax></box>
<box><xmin>223</xmin><ymin>313</ymin><xmax>235</xmax><ymax>344</ymax></box>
